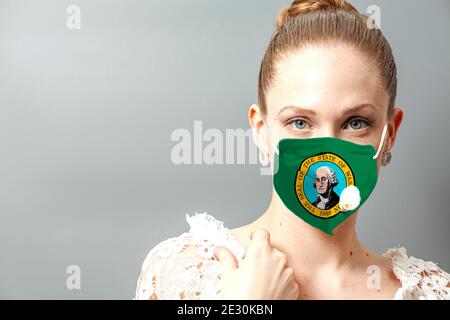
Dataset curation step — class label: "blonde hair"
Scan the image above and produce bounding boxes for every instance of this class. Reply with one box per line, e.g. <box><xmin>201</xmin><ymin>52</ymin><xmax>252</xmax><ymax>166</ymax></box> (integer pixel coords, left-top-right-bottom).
<box><xmin>258</xmin><ymin>0</ymin><xmax>397</xmax><ymax>116</ymax></box>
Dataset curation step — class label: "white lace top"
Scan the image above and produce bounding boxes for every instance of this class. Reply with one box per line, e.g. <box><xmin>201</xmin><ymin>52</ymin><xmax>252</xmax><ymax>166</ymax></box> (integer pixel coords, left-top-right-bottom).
<box><xmin>134</xmin><ymin>213</ymin><xmax>450</xmax><ymax>300</ymax></box>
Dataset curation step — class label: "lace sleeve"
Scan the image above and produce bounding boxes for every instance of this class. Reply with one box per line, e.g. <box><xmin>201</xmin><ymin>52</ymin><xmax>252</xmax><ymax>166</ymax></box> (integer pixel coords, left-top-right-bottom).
<box><xmin>134</xmin><ymin>213</ymin><xmax>246</xmax><ymax>300</ymax></box>
<box><xmin>385</xmin><ymin>247</ymin><xmax>450</xmax><ymax>300</ymax></box>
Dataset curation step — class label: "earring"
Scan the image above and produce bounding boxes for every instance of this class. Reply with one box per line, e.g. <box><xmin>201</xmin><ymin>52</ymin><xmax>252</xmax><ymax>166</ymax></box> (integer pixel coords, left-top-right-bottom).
<box><xmin>381</xmin><ymin>151</ymin><xmax>392</xmax><ymax>166</ymax></box>
<box><xmin>258</xmin><ymin>150</ymin><xmax>270</xmax><ymax>167</ymax></box>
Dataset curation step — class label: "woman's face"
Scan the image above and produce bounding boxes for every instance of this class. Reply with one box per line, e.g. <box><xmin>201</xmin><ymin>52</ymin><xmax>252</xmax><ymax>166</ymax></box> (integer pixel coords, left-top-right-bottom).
<box><xmin>250</xmin><ymin>44</ymin><xmax>403</xmax><ymax>170</ymax></box>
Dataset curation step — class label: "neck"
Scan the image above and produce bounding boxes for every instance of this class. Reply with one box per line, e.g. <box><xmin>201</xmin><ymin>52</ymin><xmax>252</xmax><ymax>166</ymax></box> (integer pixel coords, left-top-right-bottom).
<box><xmin>255</xmin><ymin>191</ymin><xmax>366</xmax><ymax>273</ymax></box>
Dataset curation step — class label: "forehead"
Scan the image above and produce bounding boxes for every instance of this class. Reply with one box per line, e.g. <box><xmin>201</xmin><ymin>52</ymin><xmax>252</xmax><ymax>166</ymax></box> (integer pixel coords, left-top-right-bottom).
<box><xmin>266</xmin><ymin>44</ymin><xmax>389</xmax><ymax>117</ymax></box>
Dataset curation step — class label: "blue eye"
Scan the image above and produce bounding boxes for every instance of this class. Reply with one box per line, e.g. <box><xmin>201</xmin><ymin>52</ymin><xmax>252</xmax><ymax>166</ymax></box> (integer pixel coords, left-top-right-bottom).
<box><xmin>347</xmin><ymin>119</ymin><xmax>368</xmax><ymax>130</ymax></box>
<box><xmin>292</xmin><ymin>119</ymin><xmax>308</xmax><ymax>130</ymax></box>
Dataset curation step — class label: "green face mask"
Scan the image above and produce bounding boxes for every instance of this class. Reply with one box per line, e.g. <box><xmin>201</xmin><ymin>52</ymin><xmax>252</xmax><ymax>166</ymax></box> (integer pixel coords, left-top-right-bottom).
<box><xmin>267</xmin><ymin>124</ymin><xmax>388</xmax><ymax>236</ymax></box>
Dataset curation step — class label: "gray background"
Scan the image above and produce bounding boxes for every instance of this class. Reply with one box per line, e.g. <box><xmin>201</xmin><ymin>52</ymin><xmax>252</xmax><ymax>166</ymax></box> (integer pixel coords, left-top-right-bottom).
<box><xmin>0</xmin><ymin>0</ymin><xmax>449</xmax><ymax>299</ymax></box>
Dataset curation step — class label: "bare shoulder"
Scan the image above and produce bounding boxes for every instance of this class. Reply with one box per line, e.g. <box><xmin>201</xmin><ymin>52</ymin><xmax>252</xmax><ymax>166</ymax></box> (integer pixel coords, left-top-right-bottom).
<box><xmin>229</xmin><ymin>225</ymin><xmax>251</xmax><ymax>248</ymax></box>
<box><xmin>229</xmin><ymin>215</ymin><xmax>269</xmax><ymax>249</ymax></box>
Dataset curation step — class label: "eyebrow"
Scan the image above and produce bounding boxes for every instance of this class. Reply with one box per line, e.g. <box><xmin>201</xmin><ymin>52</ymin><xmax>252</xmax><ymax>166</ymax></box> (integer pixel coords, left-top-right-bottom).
<box><xmin>277</xmin><ymin>103</ymin><xmax>378</xmax><ymax>116</ymax></box>
<box><xmin>278</xmin><ymin>105</ymin><xmax>316</xmax><ymax>116</ymax></box>
<box><xmin>341</xmin><ymin>103</ymin><xmax>378</xmax><ymax>116</ymax></box>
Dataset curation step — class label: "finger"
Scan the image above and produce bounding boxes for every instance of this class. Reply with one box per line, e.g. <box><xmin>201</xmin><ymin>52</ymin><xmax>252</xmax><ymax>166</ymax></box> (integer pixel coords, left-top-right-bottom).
<box><xmin>250</xmin><ymin>228</ymin><xmax>270</xmax><ymax>243</ymax></box>
<box><xmin>289</xmin><ymin>283</ymin><xmax>300</xmax><ymax>300</ymax></box>
<box><xmin>284</xmin><ymin>267</ymin><xmax>295</xmax><ymax>280</ymax></box>
<box><xmin>214</xmin><ymin>246</ymin><xmax>238</xmax><ymax>271</ymax></box>
<box><xmin>247</xmin><ymin>229</ymin><xmax>271</xmax><ymax>256</ymax></box>
<box><xmin>274</xmin><ymin>250</ymin><xmax>288</xmax><ymax>268</ymax></box>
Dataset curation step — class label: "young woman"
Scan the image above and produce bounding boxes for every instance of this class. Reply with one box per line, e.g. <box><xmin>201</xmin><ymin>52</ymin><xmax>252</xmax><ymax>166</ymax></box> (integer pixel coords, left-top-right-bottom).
<box><xmin>135</xmin><ymin>0</ymin><xmax>450</xmax><ymax>300</ymax></box>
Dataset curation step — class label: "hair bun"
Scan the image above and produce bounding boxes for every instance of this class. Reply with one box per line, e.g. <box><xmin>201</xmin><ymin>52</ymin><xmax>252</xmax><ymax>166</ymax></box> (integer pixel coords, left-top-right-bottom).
<box><xmin>276</xmin><ymin>0</ymin><xmax>359</xmax><ymax>30</ymax></box>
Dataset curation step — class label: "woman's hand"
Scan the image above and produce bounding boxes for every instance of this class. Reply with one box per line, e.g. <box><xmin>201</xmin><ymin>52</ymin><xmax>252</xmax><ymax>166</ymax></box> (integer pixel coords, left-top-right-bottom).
<box><xmin>213</xmin><ymin>229</ymin><xmax>300</xmax><ymax>300</ymax></box>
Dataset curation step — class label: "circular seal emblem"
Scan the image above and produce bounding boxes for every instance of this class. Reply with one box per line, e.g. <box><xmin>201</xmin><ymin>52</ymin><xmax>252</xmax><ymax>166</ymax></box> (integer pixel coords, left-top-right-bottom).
<box><xmin>294</xmin><ymin>152</ymin><xmax>355</xmax><ymax>219</ymax></box>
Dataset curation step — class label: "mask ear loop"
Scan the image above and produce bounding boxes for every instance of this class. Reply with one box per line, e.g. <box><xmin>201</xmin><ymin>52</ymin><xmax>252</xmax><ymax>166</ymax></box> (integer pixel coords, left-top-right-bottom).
<box><xmin>372</xmin><ymin>124</ymin><xmax>388</xmax><ymax>160</ymax></box>
<box><xmin>259</xmin><ymin>120</ymin><xmax>280</xmax><ymax>176</ymax></box>
<box><xmin>263</xmin><ymin>120</ymin><xmax>280</xmax><ymax>155</ymax></box>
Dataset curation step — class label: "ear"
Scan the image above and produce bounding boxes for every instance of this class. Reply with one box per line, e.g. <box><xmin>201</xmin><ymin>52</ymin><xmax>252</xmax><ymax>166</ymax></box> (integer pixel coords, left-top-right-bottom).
<box><xmin>248</xmin><ymin>104</ymin><xmax>270</xmax><ymax>154</ymax></box>
<box><xmin>386</xmin><ymin>106</ymin><xmax>404</xmax><ymax>151</ymax></box>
